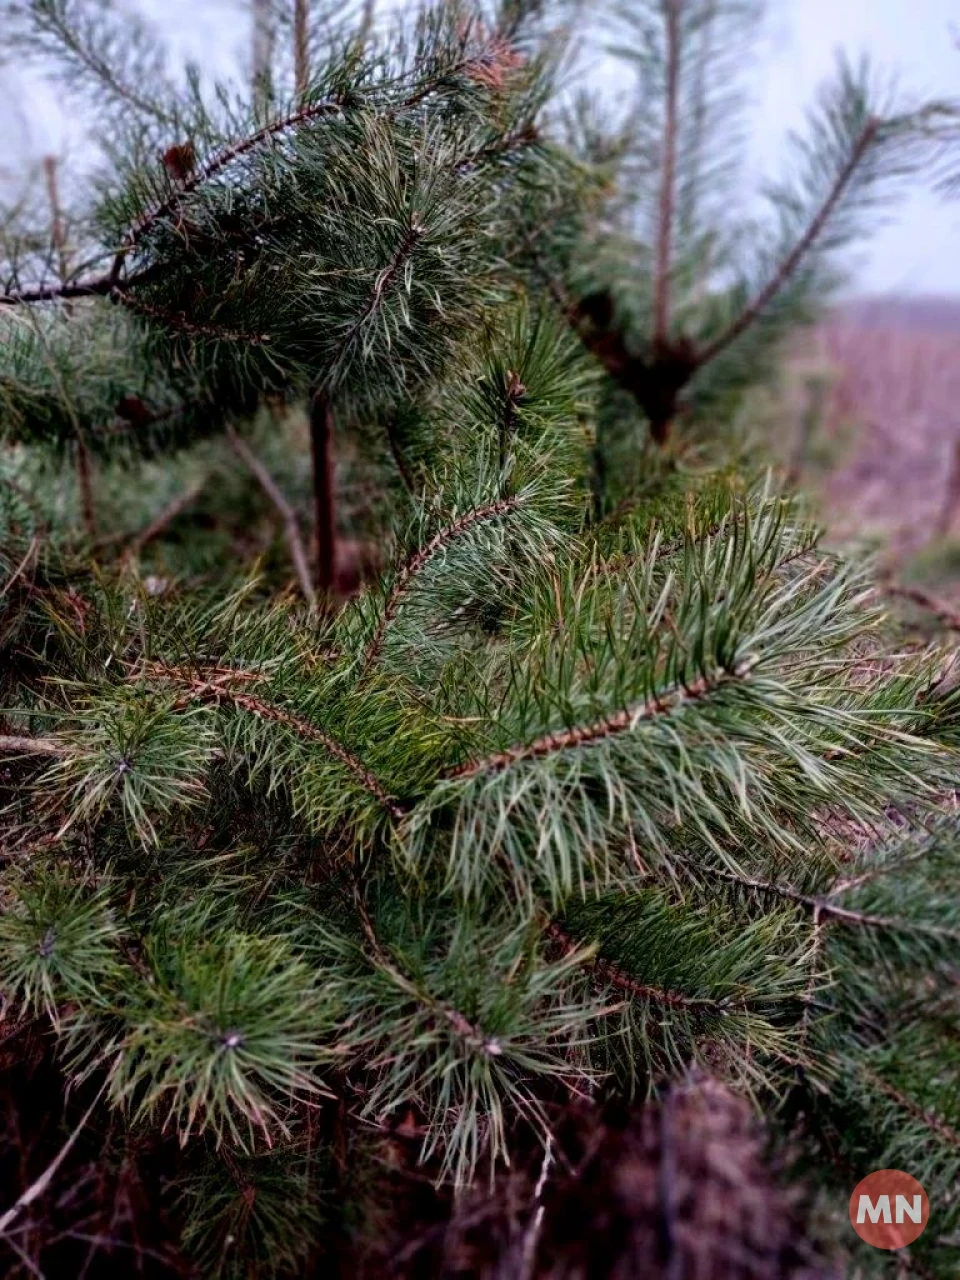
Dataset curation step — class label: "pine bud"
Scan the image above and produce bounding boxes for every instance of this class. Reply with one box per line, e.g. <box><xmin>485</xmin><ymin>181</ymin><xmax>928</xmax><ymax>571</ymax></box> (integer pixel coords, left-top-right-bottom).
<box><xmin>161</xmin><ymin>142</ymin><xmax>197</xmax><ymax>183</ymax></box>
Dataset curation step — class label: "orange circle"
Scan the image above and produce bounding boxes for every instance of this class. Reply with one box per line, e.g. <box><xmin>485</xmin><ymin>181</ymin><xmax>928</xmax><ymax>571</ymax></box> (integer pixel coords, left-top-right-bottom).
<box><xmin>849</xmin><ymin>1170</ymin><xmax>929</xmax><ymax>1249</ymax></box>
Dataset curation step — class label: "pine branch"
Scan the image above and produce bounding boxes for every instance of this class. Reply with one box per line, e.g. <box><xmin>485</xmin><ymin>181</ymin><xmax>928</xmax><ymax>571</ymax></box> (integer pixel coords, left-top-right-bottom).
<box><xmin>546</xmin><ymin>922</ymin><xmax>724</xmax><ymax>1010</ymax></box>
<box><xmin>353</xmin><ymin>888</ymin><xmax>500</xmax><ymax>1056</ymax></box>
<box><xmin>121</xmin><ymin>42</ymin><xmax>499</xmax><ymax>258</ymax></box>
<box><xmin>696</xmin><ymin>116</ymin><xmax>880</xmax><ymax>367</ymax></box>
<box><xmin>124</xmin><ymin>99</ymin><xmax>347</xmax><ymax>248</ymax></box>
<box><xmin>23</xmin><ymin>2</ymin><xmax>176</xmax><ymax>126</ymax></box>
<box><xmin>448</xmin><ymin>661</ymin><xmax>754</xmax><ymax>782</ymax></box>
<box><xmin>362</xmin><ymin>495</ymin><xmax>525</xmax><ymax>670</ymax></box>
<box><xmin>153</xmin><ymin>670</ymin><xmax>407</xmax><ymax>819</ymax></box>
<box><xmin>226</xmin><ymin>426</ymin><xmax>316</xmax><ymax>612</ymax></box>
<box><xmin>113</xmin><ymin>290</ymin><xmax>271</xmax><ymax>345</ymax></box>
<box><xmin>653</xmin><ymin>0</ymin><xmax>682</xmax><ymax>346</ymax></box>
<box><xmin>324</xmin><ymin>218</ymin><xmax>425</xmax><ymax>383</ymax></box>
<box><xmin>862</xmin><ymin>1068</ymin><xmax>960</xmax><ymax>1153</ymax></box>
<box><xmin>704</xmin><ymin>865</ymin><xmax>960</xmax><ymax>940</ymax></box>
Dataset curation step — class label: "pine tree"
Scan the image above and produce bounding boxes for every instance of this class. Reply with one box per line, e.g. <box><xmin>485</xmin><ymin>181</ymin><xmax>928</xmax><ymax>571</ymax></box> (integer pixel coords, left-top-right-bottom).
<box><xmin>0</xmin><ymin>2</ymin><xmax>958</xmax><ymax>1277</ymax></box>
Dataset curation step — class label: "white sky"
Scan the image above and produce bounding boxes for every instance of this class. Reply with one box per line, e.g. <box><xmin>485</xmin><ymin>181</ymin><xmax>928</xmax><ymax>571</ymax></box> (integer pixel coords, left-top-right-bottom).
<box><xmin>753</xmin><ymin>0</ymin><xmax>960</xmax><ymax>294</ymax></box>
<box><xmin>4</xmin><ymin>0</ymin><xmax>959</xmax><ymax>294</ymax></box>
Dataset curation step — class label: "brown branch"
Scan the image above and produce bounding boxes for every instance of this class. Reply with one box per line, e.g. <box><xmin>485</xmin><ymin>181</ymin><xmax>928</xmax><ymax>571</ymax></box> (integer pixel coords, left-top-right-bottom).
<box><xmin>226</xmin><ymin>425</ymin><xmax>316</xmax><ymax>611</ymax></box>
<box><xmin>0</xmin><ymin>734</ymin><xmax>69</xmax><ymax>757</ymax></box>
<box><xmin>862</xmin><ymin>1069</ymin><xmax>960</xmax><ymax>1153</ymax></box>
<box><xmin>566</xmin><ymin>290</ymin><xmax>698</xmax><ymax>446</ymax></box>
<box><xmin>120</xmin><ymin>476</ymin><xmax>208</xmax><ymax>561</ymax></box>
<box><xmin>654</xmin><ymin>0</ymin><xmax>682</xmax><ymax>345</ymax></box>
<box><xmin>0</xmin><ymin>275</ymin><xmax>116</xmax><ymax>307</ymax></box>
<box><xmin>353</xmin><ymin>884</ymin><xmax>499</xmax><ymax>1052</ymax></box>
<box><xmin>252</xmin><ymin>0</ymin><xmax>275</xmax><ymax>102</ymax></box>
<box><xmin>499</xmin><ymin>370</ymin><xmax>526</xmax><ymax>471</ymax></box>
<box><xmin>882</xmin><ymin>580</ymin><xmax>960</xmax><ymax>633</ymax></box>
<box><xmin>42</xmin><ymin>156</ymin><xmax>70</xmax><ymax>289</ymax></box>
<box><xmin>384</xmin><ymin>414</ymin><xmax>416</xmax><ymax>495</ymax></box>
<box><xmin>294</xmin><ymin>0</ymin><xmax>310</xmax><ymax>98</ymax></box>
<box><xmin>449</xmin><ymin>662</ymin><xmax>752</xmax><ymax>782</ymax></box>
<box><xmin>153</xmin><ymin>669</ymin><xmax>406</xmax><ymax>819</ymax></box>
<box><xmin>696</xmin><ymin>116</ymin><xmax>880</xmax><ymax>368</ymax></box>
<box><xmin>113</xmin><ymin>290</ymin><xmax>270</xmax><ymax>344</ymax></box>
<box><xmin>326</xmin><ymin>219</ymin><xmax>424</xmax><ymax>378</ymax></box>
<box><xmin>705</xmin><ymin>865</ymin><xmax>960</xmax><ymax>939</ymax></box>
<box><xmin>1</xmin><ymin>54</ymin><xmax>509</xmax><ymax>309</ymax></box>
<box><xmin>125</xmin><ymin>98</ymin><xmax>346</xmax><ymax>248</ymax></box>
<box><xmin>546</xmin><ymin>922</ymin><xmax>727</xmax><ymax>1010</ymax></box>
<box><xmin>363</xmin><ymin>495</ymin><xmax>524</xmax><ymax>670</ymax></box>
<box><xmin>357</xmin><ymin>0</ymin><xmax>377</xmax><ymax>50</ymax></box>
<box><xmin>309</xmin><ymin>392</ymin><xmax>337</xmax><ymax>596</ymax></box>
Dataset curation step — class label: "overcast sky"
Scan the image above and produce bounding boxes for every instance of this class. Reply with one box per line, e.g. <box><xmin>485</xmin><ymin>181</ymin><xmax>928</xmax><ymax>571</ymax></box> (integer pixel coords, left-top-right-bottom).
<box><xmin>5</xmin><ymin>0</ymin><xmax>960</xmax><ymax>295</ymax></box>
<box><xmin>755</xmin><ymin>0</ymin><xmax>959</xmax><ymax>294</ymax></box>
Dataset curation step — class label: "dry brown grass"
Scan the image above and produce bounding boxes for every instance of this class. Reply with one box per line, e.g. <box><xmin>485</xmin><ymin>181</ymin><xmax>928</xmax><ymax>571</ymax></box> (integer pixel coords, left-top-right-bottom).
<box><xmin>782</xmin><ymin>302</ymin><xmax>960</xmax><ymax>568</ymax></box>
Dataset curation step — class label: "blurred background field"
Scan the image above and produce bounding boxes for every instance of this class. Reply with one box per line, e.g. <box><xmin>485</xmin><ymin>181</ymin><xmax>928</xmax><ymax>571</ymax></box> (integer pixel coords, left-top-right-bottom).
<box><xmin>760</xmin><ymin>297</ymin><xmax>960</xmax><ymax>615</ymax></box>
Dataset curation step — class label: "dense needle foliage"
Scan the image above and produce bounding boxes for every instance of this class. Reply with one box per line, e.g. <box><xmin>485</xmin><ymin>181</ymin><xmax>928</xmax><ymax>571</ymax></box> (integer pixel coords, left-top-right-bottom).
<box><xmin>0</xmin><ymin>1</ymin><xmax>958</xmax><ymax>1276</ymax></box>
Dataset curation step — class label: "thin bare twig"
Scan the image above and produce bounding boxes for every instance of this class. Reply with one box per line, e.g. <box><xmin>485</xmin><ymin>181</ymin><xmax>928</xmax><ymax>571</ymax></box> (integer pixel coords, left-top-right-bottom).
<box><xmin>882</xmin><ymin>580</ymin><xmax>960</xmax><ymax>633</ymax></box>
<box><xmin>226</xmin><ymin>425</ymin><xmax>316</xmax><ymax>611</ymax></box>
<box><xmin>0</xmin><ymin>735</ymin><xmax>68</xmax><ymax>757</ymax></box>
<box><xmin>546</xmin><ymin>922</ymin><xmax>727</xmax><ymax>1010</ymax></box>
<box><xmin>517</xmin><ymin>1135</ymin><xmax>553</xmax><ymax>1280</ymax></box>
<box><xmin>697</xmin><ymin>117</ymin><xmax>880</xmax><ymax>367</ymax></box>
<box><xmin>294</xmin><ymin>0</ymin><xmax>310</xmax><ymax>98</ymax></box>
<box><xmin>0</xmin><ymin>1081</ymin><xmax>108</xmax><ymax>1237</ymax></box>
<box><xmin>654</xmin><ymin>0</ymin><xmax>682</xmax><ymax>346</ymax></box>
<box><xmin>0</xmin><ymin>537</ymin><xmax>40</xmax><ymax>603</ymax></box>
<box><xmin>309</xmin><ymin>393</ymin><xmax>337</xmax><ymax>597</ymax></box>
<box><xmin>120</xmin><ymin>476</ymin><xmax>209</xmax><ymax>560</ymax></box>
